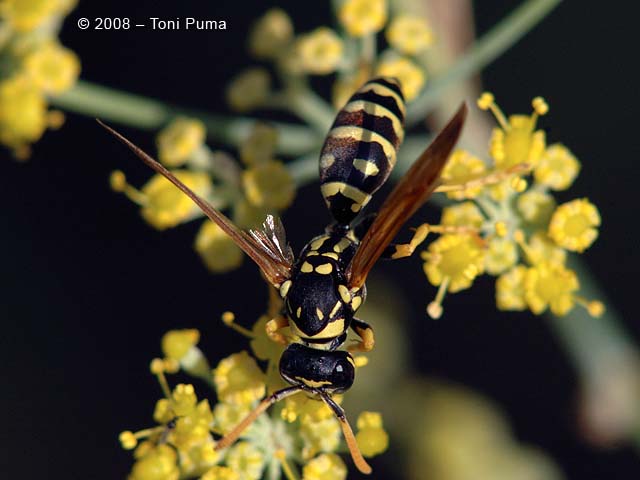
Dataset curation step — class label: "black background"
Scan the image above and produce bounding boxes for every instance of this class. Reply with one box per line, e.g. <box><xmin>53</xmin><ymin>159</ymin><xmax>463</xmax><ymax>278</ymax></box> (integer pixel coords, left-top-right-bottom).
<box><xmin>1</xmin><ymin>1</ymin><xmax>639</xmax><ymax>478</ymax></box>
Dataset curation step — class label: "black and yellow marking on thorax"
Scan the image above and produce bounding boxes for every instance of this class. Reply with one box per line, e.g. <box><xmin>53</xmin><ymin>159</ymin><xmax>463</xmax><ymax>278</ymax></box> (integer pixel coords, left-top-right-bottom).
<box><xmin>320</xmin><ymin>77</ymin><xmax>406</xmax><ymax>225</ymax></box>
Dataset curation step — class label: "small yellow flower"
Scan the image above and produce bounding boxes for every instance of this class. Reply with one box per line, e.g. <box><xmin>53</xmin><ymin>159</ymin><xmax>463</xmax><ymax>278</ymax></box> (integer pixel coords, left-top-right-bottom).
<box><xmin>295</xmin><ymin>27</ymin><xmax>344</xmax><ymax>75</ymax></box>
<box><xmin>23</xmin><ymin>41</ymin><xmax>80</xmax><ymax>95</ymax></box>
<box><xmin>129</xmin><ymin>444</ymin><xmax>180</xmax><ymax>480</ymax></box>
<box><xmin>485</xmin><ymin>238</ymin><xmax>518</xmax><ymax>275</ymax></box>
<box><xmin>0</xmin><ymin>75</ymin><xmax>47</xmax><ymax>154</ymax></box>
<box><xmin>300</xmin><ymin>417</ymin><xmax>341</xmax><ymax>460</ymax></box>
<box><xmin>441</xmin><ymin>201</ymin><xmax>485</xmax><ymax>229</ymax></box>
<box><xmin>338</xmin><ymin>0</ymin><xmax>387</xmax><ymax>37</ymax></box>
<box><xmin>516</xmin><ymin>190</ymin><xmax>556</xmax><ymax>226</ymax></box>
<box><xmin>355</xmin><ymin>411</ymin><xmax>389</xmax><ymax>457</ymax></box>
<box><xmin>249</xmin><ymin>315</ymin><xmax>284</xmax><ymax>363</ymax></box>
<box><xmin>242</xmin><ymin>160</ymin><xmax>296</xmax><ymax>210</ymax></box>
<box><xmin>302</xmin><ymin>453</ymin><xmax>347</xmax><ymax>480</ymax></box>
<box><xmin>119</xmin><ymin>430</ymin><xmax>138</xmax><ymax>450</ymax></box>
<box><xmin>440</xmin><ymin>150</ymin><xmax>487</xmax><ymax>199</ymax></box>
<box><xmin>496</xmin><ymin>265</ymin><xmax>528</xmax><ymax>311</ymax></box>
<box><xmin>213</xmin><ymin>401</ymin><xmax>251</xmax><ymax>435</ymax></box>
<box><xmin>524</xmin><ymin>261</ymin><xmax>579</xmax><ymax>315</ymax></box>
<box><xmin>161</xmin><ymin>329</ymin><xmax>200</xmax><ymax>361</ymax></box>
<box><xmin>479</xmin><ymin>93</ymin><xmax>547</xmax><ymax>169</ymax></box>
<box><xmin>281</xmin><ymin>394</ymin><xmax>335</xmax><ymax>423</ymax></box>
<box><xmin>181</xmin><ymin>440</ymin><xmax>220</xmax><ymax>477</ymax></box>
<box><xmin>226</xmin><ymin>68</ymin><xmax>271</xmax><ymax>113</ymax></box>
<box><xmin>534</xmin><ymin>143</ymin><xmax>580</xmax><ymax>190</ymax></box>
<box><xmin>248</xmin><ymin>8</ymin><xmax>293</xmax><ymax>60</ymax></box>
<box><xmin>1</xmin><ymin>0</ymin><xmax>61</xmax><ymax>32</ymax></box>
<box><xmin>239</xmin><ymin>123</ymin><xmax>278</xmax><ymax>167</ymax></box>
<box><xmin>171</xmin><ymin>383</ymin><xmax>197</xmax><ymax>416</ymax></box>
<box><xmin>548</xmin><ymin>198</ymin><xmax>600</xmax><ymax>253</ymax></box>
<box><xmin>376</xmin><ymin>56</ymin><xmax>425</xmax><ymax>101</ymax></box>
<box><xmin>202</xmin><ymin>466</ymin><xmax>240</xmax><ymax>480</ymax></box>
<box><xmin>225</xmin><ymin>442</ymin><xmax>266</xmax><ymax>480</ymax></box>
<box><xmin>156</xmin><ymin>117</ymin><xmax>206</xmax><ymax>167</ymax></box>
<box><xmin>422</xmin><ymin>234</ymin><xmax>485</xmax><ymax>293</ymax></box>
<box><xmin>213</xmin><ymin>351</ymin><xmax>266</xmax><ymax>405</ymax></box>
<box><xmin>153</xmin><ymin>398</ymin><xmax>174</xmax><ymax>424</ymax></box>
<box><xmin>386</xmin><ymin>15</ymin><xmax>434</xmax><ymax>55</ymax></box>
<box><xmin>140</xmin><ymin>170</ymin><xmax>211</xmax><ymax>230</ymax></box>
<box><xmin>172</xmin><ymin>399</ymin><xmax>214</xmax><ymax>448</ymax></box>
<box><xmin>195</xmin><ymin>221</ymin><xmax>244</xmax><ymax>273</ymax></box>
<box><xmin>527</xmin><ymin>230</ymin><xmax>566</xmax><ymax>266</ymax></box>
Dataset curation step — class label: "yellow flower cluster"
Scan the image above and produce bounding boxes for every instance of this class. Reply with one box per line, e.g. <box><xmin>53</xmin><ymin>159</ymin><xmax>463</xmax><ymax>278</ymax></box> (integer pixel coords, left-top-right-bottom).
<box><xmin>421</xmin><ymin>93</ymin><xmax>603</xmax><ymax>318</ymax></box>
<box><xmin>111</xmin><ymin>120</ymin><xmax>295</xmax><ymax>273</ymax></box>
<box><xmin>120</xmin><ymin>298</ymin><xmax>389</xmax><ymax>479</ymax></box>
<box><xmin>0</xmin><ymin>0</ymin><xmax>80</xmax><ymax>158</ymax></box>
<box><xmin>226</xmin><ymin>1</ymin><xmax>433</xmax><ymax>118</ymax></box>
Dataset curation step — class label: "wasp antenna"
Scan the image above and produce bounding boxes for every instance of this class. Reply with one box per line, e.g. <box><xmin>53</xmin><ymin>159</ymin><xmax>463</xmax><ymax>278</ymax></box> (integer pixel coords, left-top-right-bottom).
<box><xmin>319</xmin><ymin>392</ymin><xmax>372</xmax><ymax>475</ymax></box>
<box><xmin>214</xmin><ymin>386</ymin><xmax>301</xmax><ymax>451</ymax></box>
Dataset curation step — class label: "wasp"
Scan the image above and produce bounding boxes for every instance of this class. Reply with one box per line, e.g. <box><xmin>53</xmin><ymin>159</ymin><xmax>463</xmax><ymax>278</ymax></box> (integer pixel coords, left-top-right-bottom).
<box><xmin>100</xmin><ymin>77</ymin><xmax>466</xmax><ymax>474</ymax></box>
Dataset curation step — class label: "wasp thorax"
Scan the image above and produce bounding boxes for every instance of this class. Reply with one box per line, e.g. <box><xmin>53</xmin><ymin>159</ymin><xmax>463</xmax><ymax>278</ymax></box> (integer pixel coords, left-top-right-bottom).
<box><xmin>279</xmin><ymin>343</ymin><xmax>355</xmax><ymax>393</ymax></box>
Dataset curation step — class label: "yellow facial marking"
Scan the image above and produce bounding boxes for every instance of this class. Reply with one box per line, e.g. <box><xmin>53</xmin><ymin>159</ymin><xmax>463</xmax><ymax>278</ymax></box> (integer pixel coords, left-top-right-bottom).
<box><xmin>295</xmin><ymin>377</ymin><xmax>332</xmax><ymax>388</ymax></box>
<box><xmin>316</xmin><ymin>308</ymin><xmax>324</xmax><ymax>320</ymax></box>
<box><xmin>310</xmin><ymin>236</ymin><xmax>327</xmax><ymax>251</ymax></box>
<box><xmin>279</xmin><ymin>280</ymin><xmax>292</xmax><ymax>298</ymax></box>
<box><xmin>330</xmin><ymin>301</ymin><xmax>341</xmax><ymax>318</ymax></box>
<box><xmin>353</xmin><ymin>158</ymin><xmax>380</xmax><ymax>177</ymax></box>
<box><xmin>347</xmin><ymin>356</ymin><xmax>356</xmax><ymax>367</ymax></box>
<box><xmin>322</xmin><ymin>252</ymin><xmax>339</xmax><ymax>260</ymax></box>
<box><xmin>300</xmin><ymin>262</ymin><xmax>313</xmax><ymax>273</ymax></box>
<box><xmin>333</xmin><ymin>238</ymin><xmax>351</xmax><ymax>253</ymax></box>
<box><xmin>351</xmin><ymin>295</ymin><xmax>362</xmax><ymax>311</ymax></box>
<box><xmin>315</xmin><ymin>263</ymin><xmax>333</xmax><ymax>275</ymax></box>
<box><xmin>338</xmin><ymin>285</ymin><xmax>351</xmax><ymax>303</ymax></box>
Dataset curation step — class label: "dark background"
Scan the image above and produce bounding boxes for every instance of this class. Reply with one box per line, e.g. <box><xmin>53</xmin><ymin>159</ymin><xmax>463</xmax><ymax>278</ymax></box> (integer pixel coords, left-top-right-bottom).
<box><xmin>1</xmin><ymin>0</ymin><xmax>639</xmax><ymax>478</ymax></box>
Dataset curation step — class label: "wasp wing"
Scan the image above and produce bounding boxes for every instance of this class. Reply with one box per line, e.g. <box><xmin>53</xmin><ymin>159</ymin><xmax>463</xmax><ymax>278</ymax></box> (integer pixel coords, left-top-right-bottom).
<box><xmin>98</xmin><ymin>120</ymin><xmax>293</xmax><ymax>286</ymax></box>
<box><xmin>347</xmin><ymin>103</ymin><xmax>468</xmax><ymax>289</ymax></box>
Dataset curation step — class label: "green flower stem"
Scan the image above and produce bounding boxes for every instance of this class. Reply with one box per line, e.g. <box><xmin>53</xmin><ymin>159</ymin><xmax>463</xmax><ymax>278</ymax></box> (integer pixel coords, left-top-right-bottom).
<box><xmin>51</xmin><ymin>80</ymin><xmax>320</xmax><ymax>156</ymax></box>
<box><xmin>286</xmin><ymin>88</ymin><xmax>337</xmax><ymax>134</ymax></box>
<box><xmin>406</xmin><ymin>0</ymin><xmax>562</xmax><ymax>126</ymax></box>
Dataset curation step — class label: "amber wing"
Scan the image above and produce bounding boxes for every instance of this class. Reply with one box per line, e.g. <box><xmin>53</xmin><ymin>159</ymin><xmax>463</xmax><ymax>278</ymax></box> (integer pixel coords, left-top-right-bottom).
<box><xmin>98</xmin><ymin>120</ymin><xmax>293</xmax><ymax>286</ymax></box>
<box><xmin>347</xmin><ymin>103</ymin><xmax>468</xmax><ymax>289</ymax></box>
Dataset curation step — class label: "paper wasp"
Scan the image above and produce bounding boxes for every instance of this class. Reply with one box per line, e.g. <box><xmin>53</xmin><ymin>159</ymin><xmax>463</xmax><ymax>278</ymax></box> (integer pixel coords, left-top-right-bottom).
<box><xmin>100</xmin><ymin>77</ymin><xmax>466</xmax><ymax>474</ymax></box>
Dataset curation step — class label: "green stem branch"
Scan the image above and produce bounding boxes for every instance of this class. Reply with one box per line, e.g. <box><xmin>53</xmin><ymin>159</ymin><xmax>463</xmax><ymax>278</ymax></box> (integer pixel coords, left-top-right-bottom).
<box><xmin>406</xmin><ymin>0</ymin><xmax>562</xmax><ymax>126</ymax></box>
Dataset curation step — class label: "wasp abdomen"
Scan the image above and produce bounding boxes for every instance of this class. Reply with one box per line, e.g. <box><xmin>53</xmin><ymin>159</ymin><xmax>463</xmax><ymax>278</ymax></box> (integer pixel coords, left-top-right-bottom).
<box><xmin>320</xmin><ymin>77</ymin><xmax>406</xmax><ymax>225</ymax></box>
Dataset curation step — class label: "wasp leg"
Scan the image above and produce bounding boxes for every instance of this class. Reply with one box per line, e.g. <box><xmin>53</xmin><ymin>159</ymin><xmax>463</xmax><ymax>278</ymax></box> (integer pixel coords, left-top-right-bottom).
<box><xmin>266</xmin><ymin>314</ymin><xmax>290</xmax><ymax>345</ymax></box>
<box><xmin>435</xmin><ymin>162</ymin><xmax>531</xmax><ymax>193</ymax></box>
<box><xmin>384</xmin><ymin>223</ymin><xmax>483</xmax><ymax>260</ymax></box>
<box><xmin>348</xmin><ymin>317</ymin><xmax>375</xmax><ymax>353</ymax></box>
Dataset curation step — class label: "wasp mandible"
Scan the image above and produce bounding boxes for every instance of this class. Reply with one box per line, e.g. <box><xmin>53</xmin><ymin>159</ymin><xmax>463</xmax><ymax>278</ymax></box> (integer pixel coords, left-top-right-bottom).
<box><xmin>100</xmin><ymin>77</ymin><xmax>467</xmax><ymax>474</ymax></box>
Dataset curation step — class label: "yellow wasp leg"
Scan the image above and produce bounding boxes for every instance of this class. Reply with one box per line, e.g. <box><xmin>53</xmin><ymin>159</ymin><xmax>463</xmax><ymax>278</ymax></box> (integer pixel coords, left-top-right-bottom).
<box><xmin>389</xmin><ymin>223</ymin><xmax>484</xmax><ymax>260</ymax></box>
<box><xmin>266</xmin><ymin>314</ymin><xmax>290</xmax><ymax>345</ymax></box>
<box><xmin>348</xmin><ymin>318</ymin><xmax>375</xmax><ymax>353</ymax></box>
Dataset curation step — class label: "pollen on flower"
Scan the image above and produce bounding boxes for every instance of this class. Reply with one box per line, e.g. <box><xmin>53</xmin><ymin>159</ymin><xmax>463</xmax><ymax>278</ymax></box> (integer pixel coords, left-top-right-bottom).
<box><xmin>226</xmin><ymin>68</ymin><xmax>271</xmax><ymax>113</ymax></box>
<box><xmin>516</xmin><ymin>190</ymin><xmax>556</xmax><ymax>227</ymax></box>
<box><xmin>195</xmin><ymin>221</ymin><xmax>244</xmax><ymax>273</ymax></box>
<box><xmin>485</xmin><ymin>238</ymin><xmax>518</xmax><ymax>275</ymax></box>
<box><xmin>441</xmin><ymin>202</ymin><xmax>485</xmax><ymax>229</ymax></box>
<box><xmin>156</xmin><ymin>117</ymin><xmax>206</xmax><ymax>167</ymax></box>
<box><xmin>225</xmin><ymin>442</ymin><xmax>266</xmax><ymax>480</ymax></box>
<box><xmin>119</xmin><ymin>430</ymin><xmax>138</xmax><ymax>450</ymax></box>
<box><xmin>496</xmin><ymin>265</ymin><xmax>528</xmax><ymax>311</ymax></box>
<box><xmin>140</xmin><ymin>170</ymin><xmax>212</xmax><ymax>230</ymax></box>
<box><xmin>213</xmin><ymin>351</ymin><xmax>266</xmax><ymax>406</ymax></box>
<box><xmin>242</xmin><ymin>160</ymin><xmax>296</xmax><ymax>210</ymax></box>
<box><xmin>248</xmin><ymin>8</ymin><xmax>294</xmax><ymax>60</ymax></box>
<box><xmin>440</xmin><ymin>150</ymin><xmax>488</xmax><ymax>199</ymax></box>
<box><xmin>1</xmin><ymin>0</ymin><xmax>62</xmax><ymax>32</ymax></box>
<box><xmin>422</xmin><ymin>234</ymin><xmax>485</xmax><ymax>293</ymax></box>
<box><xmin>386</xmin><ymin>15</ymin><xmax>434</xmax><ymax>55</ymax></box>
<box><xmin>129</xmin><ymin>444</ymin><xmax>180</xmax><ymax>480</ymax></box>
<box><xmin>0</xmin><ymin>75</ymin><xmax>47</xmax><ymax>155</ymax></box>
<box><xmin>587</xmin><ymin>300</ymin><xmax>605</xmax><ymax>317</ymax></box>
<box><xmin>202</xmin><ymin>466</ymin><xmax>240</xmax><ymax>480</ymax></box>
<box><xmin>213</xmin><ymin>401</ymin><xmax>251</xmax><ymax>435</ymax></box>
<box><xmin>171</xmin><ymin>383</ymin><xmax>197</xmax><ymax>416</ymax></box>
<box><xmin>110</xmin><ymin>170</ymin><xmax>127</xmax><ymax>192</ymax></box>
<box><xmin>161</xmin><ymin>329</ymin><xmax>200</xmax><ymax>361</ymax></box>
<box><xmin>526</xmin><ymin>231</ymin><xmax>567</xmax><ymax>266</ymax></box>
<box><xmin>534</xmin><ymin>144</ymin><xmax>581</xmax><ymax>190</ymax></box>
<box><xmin>355</xmin><ymin>411</ymin><xmax>389</xmax><ymax>457</ymax></box>
<box><xmin>338</xmin><ymin>0</ymin><xmax>387</xmax><ymax>37</ymax></box>
<box><xmin>153</xmin><ymin>398</ymin><xmax>174</xmax><ymax>424</ymax></box>
<box><xmin>295</xmin><ymin>27</ymin><xmax>344</xmax><ymax>75</ymax></box>
<box><xmin>548</xmin><ymin>198</ymin><xmax>601</xmax><ymax>253</ymax></box>
<box><xmin>524</xmin><ymin>261</ymin><xmax>579</xmax><ymax>316</ymax></box>
<box><xmin>302</xmin><ymin>453</ymin><xmax>347</xmax><ymax>480</ymax></box>
<box><xmin>23</xmin><ymin>41</ymin><xmax>80</xmax><ymax>95</ymax></box>
<box><xmin>375</xmin><ymin>55</ymin><xmax>425</xmax><ymax>101</ymax></box>
<box><xmin>300</xmin><ymin>416</ymin><xmax>342</xmax><ymax>460</ymax></box>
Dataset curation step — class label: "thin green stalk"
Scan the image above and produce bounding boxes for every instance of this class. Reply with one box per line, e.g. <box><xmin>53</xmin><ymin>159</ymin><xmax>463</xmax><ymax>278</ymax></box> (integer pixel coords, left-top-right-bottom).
<box><xmin>406</xmin><ymin>0</ymin><xmax>562</xmax><ymax>126</ymax></box>
<box><xmin>51</xmin><ymin>80</ymin><xmax>321</xmax><ymax>156</ymax></box>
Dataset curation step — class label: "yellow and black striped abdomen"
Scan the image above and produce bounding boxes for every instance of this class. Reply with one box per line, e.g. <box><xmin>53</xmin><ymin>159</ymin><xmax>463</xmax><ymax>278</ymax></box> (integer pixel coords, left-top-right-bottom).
<box><xmin>319</xmin><ymin>77</ymin><xmax>405</xmax><ymax>225</ymax></box>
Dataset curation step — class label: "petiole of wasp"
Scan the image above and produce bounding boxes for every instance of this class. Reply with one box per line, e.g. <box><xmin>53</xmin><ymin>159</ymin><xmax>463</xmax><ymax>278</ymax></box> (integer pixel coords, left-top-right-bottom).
<box><xmin>100</xmin><ymin>77</ymin><xmax>467</xmax><ymax>474</ymax></box>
